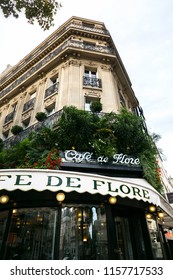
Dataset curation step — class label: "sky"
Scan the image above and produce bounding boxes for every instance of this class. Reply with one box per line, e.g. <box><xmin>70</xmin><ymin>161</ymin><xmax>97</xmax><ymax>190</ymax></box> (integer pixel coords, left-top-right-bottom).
<box><xmin>0</xmin><ymin>0</ymin><xmax>173</xmax><ymax>177</ymax></box>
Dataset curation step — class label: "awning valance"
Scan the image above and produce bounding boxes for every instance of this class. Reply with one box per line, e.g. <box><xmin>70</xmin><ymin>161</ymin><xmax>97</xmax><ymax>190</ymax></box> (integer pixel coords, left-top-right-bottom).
<box><xmin>0</xmin><ymin>169</ymin><xmax>173</xmax><ymax>218</ymax></box>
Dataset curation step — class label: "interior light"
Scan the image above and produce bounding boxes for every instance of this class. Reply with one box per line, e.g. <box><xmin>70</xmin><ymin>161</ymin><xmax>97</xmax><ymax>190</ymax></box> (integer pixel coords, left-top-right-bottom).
<box><xmin>83</xmin><ymin>236</ymin><xmax>88</xmax><ymax>242</ymax></box>
<box><xmin>108</xmin><ymin>196</ymin><xmax>117</xmax><ymax>204</ymax></box>
<box><xmin>158</xmin><ymin>212</ymin><xmax>164</xmax><ymax>218</ymax></box>
<box><xmin>0</xmin><ymin>195</ymin><xmax>9</xmax><ymax>204</ymax></box>
<box><xmin>149</xmin><ymin>205</ymin><xmax>156</xmax><ymax>212</ymax></box>
<box><xmin>146</xmin><ymin>213</ymin><xmax>152</xmax><ymax>219</ymax></box>
<box><xmin>56</xmin><ymin>192</ymin><xmax>65</xmax><ymax>202</ymax></box>
<box><xmin>12</xmin><ymin>209</ymin><xmax>17</xmax><ymax>214</ymax></box>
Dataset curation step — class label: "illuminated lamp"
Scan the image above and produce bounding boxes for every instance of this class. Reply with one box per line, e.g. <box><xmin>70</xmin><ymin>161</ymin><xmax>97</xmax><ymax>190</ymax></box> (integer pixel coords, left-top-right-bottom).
<box><xmin>0</xmin><ymin>195</ymin><xmax>9</xmax><ymax>204</ymax></box>
<box><xmin>158</xmin><ymin>212</ymin><xmax>164</xmax><ymax>218</ymax></box>
<box><xmin>56</xmin><ymin>192</ymin><xmax>65</xmax><ymax>202</ymax></box>
<box><xmin>12</xmin><ymin>209</ymin><xmax>17</xmax><ymax>214</ymax></box>
<box><xmin>83</xmin><ymin>236</ymin><xmax>88</xmax><ymax>242</ymax></box>
<box><xmin>146</xmin><ymin>213</ymin><xmax>152</xmax><ymax>219</ymax></box>
<box><xmin>108</xmin><ymin>196</ymin><xmax>117</xmax><ymax>204</ymax></box>
<box><xmin>149</xmin><ymin>205</ymin><xmax>156</xmax><ymax>212</ymax></box>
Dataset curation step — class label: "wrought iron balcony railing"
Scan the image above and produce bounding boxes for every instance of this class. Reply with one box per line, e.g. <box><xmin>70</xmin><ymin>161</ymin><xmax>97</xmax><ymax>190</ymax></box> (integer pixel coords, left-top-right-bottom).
<box><xmin>3</xmin><ymin>109</ymin><xmax>63</xmax><ymax>149</ymax></box>
<box><xmin>4</xmin><ymin>111</ymin><xmax>15</xmax><ymax>124</ymax></box>
<box><xmin>83</xmin><ymin>76</ymin><xmax>102</xmax><ymax>88</ymax></box>
<box><xmin>0</xmin><ymin>22</ymin><xmax>110</xmax><ymax>86</ymax></box>
<box><xmin>44</xmin><ymin>82</ymin><xmax>59</xmax><ymax>98</ymax></box>
<box><xmin>23</xmin><ymin>97</ymin><xmax>36</xmax><ymax>112</ymax></box>
<box><xmin>0</xmin><ymin>40</ymin><xmax>113</xmax><ymax>100</ymax></box>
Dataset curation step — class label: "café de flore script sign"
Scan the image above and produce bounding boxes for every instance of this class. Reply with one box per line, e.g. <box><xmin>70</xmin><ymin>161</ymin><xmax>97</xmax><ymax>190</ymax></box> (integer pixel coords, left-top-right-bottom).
<box><xmin>62</xmin><ymin>150</ymin><xmax>140</xmax><ymax>166</ymax></box>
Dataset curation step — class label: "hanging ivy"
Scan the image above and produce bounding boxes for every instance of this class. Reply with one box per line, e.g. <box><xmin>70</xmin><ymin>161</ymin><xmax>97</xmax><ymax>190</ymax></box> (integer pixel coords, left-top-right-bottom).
<box><xmin>0</xmin><ymin>106</ymin><xmax>163</xmax><ymax>192</ymax></box>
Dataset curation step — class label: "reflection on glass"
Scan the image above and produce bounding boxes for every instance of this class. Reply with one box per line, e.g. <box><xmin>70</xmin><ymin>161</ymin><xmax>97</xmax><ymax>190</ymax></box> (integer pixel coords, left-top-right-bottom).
<box><xmin>147</xmin><ymin>218</ymin><xmax>164</xmax><ymax>259</ymax></box>
<box><xmin>114</xmin><ymin>216</ymin><xmax>134</xmax><ymax>259</ymax></box>
<box><xmin>0</xmin><ymin>211</ymin><xmax>8</xmax><ymax>250</ymax></box>
<box><xmin>4</xmin><ymin>208</ymin><xmax>57</xmax><ymax>260</ymax></box>
<box><xmin>59</xmin><ymin>205</ymin><xmax>108</xmax><ymax>260</ymax></box>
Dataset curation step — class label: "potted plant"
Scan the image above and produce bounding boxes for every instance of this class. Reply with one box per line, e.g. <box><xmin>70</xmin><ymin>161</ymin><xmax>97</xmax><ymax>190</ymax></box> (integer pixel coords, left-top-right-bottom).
<box><xmin>90</xmin><ymin>100</ymin><xmax>102</xmax><ymax>113</ymax></box>
<box><xmin>11</xmin><ymin>125</ymin><xmax>23</xmax><ymax>135</ymax></box>
<box><xmin>35</xmin><ymin>112</ymin><xmax>47</xmax><ymax>122</ymax></box>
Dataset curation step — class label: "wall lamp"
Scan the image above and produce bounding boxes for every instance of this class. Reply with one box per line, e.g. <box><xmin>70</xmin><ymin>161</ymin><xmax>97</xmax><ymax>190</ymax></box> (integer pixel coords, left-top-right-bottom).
<box><xmin>148</xmin><ymin>205</ymin><xmax>156</xmax><ymax>212</ymax></box>
<box><xmin>158</xmin><ymin>212</ymin><xmax>164</xmax><ymax>219</ymax></box>
<box><xmin>108</xmin><ymin>196</ymin><xmax>117</xmax><ymax>204</ymax></box>
<box><xmin>146</xmin><ymin>213</ymin><xmax>152</xmax><ymax>219</ymax></box>
<box><xmin>0</xmin><ymin>195</ymin><xmax>9</xmax><ymax>204</ymax></box>
<box><xmin>56</xmin><ymin>192</ymin><xmax>65</xmax><ymax>202</ymax></box>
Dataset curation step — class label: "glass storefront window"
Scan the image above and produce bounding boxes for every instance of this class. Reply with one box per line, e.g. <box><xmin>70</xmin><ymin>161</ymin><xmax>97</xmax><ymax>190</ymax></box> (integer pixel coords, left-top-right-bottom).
<box><xmin>59</xmin><ymin>205</ymin><xmax>108</xmax><ymax>260</ymax></box>
<box><xmin>0</xmin><ymin>211</ymin><xmax>8</xmax><ymax>251</ymax></box>
<box><xmin>146</xmin><ymin>217</ymin><xmax>164</xmax><ymax>259</ymax></box>
<box><xmin>114</xmin><ymin>216</ymin><xmax>134</xmax><ymax>259</ymax></box>
<box><xmin>3</xmin><ymin>208</ymin><xmax>57</xmax><ymax>260</ymax></box>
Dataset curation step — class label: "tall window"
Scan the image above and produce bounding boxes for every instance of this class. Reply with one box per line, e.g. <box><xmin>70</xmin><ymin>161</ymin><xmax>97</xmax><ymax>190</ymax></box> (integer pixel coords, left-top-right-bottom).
<box><xmin>84</xmin><ymin>69</ymin><xmax>97</xmax><ymax>79</ymax></box>
<box><xmin>45</xmin><ymin>75</ymin><xmax>59</xmax><ymax>98</ymax></box>
<box><xmin>23</xmin><ymin>91</ymin><xmax>36</xmax><ymax>112</ymax></box>
<box><xmin>59</xmin><ymin>205</ymin><xmax>108</xmax><ymax>260</ymax></box>
<box><xmin>2</xmin><ymin>208</ymin><xmax>57</xmax><ymax>260</ymax></box>
<box><xmin>83</xmin><ymin>68</ymin><xmax>102</xmax><ymax>88</ymax></box>
<box><xmin>85</xmin><ymin>97</ymin><xmax>100</xmax><ymax>111</ymax></box>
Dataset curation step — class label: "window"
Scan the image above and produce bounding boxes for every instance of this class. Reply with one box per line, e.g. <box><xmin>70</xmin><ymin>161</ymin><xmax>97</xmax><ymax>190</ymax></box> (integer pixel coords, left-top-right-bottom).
<box><xmin>147</xmin><ymin>218</ymin><xmax>164</xmax><ymax>259</ymax></box>
<box><xmin>59</xmin><ymin>205</ymin><xmax>108</xmax><ymax>260</ymax></box>
<box><xmin>85</xmin><ymin>97</ymin><xmax>100</xmax><ymax>111</ymax></box>
<box><xmin>45</xmin><ymin>105</ymin><xmax>55</xmax><ymax>116</ymax></box>
<box><xmin>45</xmin><ymin>75</ymin><xmax>59</xmax><ymax>98</ymax></box>
<box><xmin>30</xmin><ymin>91</ymin><xmax>36</xmax><ymax>99</ymax></box>
<box><xmin>2</xmin><ymin>208</ymin><xmax>57</xmax><ymax>260</ymax></box>
<box><xmin>48</xmin><ymin>75</ymin><xmax>59</xmax><ymax>87</ymax></box>
<box><xmin>12</xmin><ymin>103</ymin><xmax>17</xmax><ymax>112</ymax></box>
<box><xmin>2</xmin><ymin>130</ymin><xmax>9</xmax><ymax>140</ymax></box>
<box><xmin>84</xmin><ymin>69</ymin><xmax>97</xmax><ymax>78</ymax></box>
<box><xmin>22</xmin><ymin>118</ymin><xmax>30</xmax><ymax>129</ymax></box>
<box><xmin>83</xmin><ymin>68</ymin><xmax>102</xmax><ymax>88</ymax></box>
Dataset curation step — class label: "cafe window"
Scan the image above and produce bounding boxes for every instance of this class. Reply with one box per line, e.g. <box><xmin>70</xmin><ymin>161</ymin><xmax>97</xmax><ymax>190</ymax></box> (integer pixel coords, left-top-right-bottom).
<box><xmin>59</xmin><ymin>205</ymin><xmax>108</xmax><ymax>260</ymax></box>
<box><xmin>2</xmin><ymin>208</ymin><xmax>57</xmax><ymax>260</ymax></box>
<box><xmin>146</xmin><ymin>217</ymin><xmax>164</xmax><ymax>259</ymax></box>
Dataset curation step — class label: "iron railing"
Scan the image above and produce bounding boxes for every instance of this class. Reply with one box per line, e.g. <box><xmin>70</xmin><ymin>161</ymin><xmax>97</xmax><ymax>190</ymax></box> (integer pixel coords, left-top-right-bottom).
<box><xmin>83</xmin><ymin>76</ymin><xmax>102</xmax><ymax>88</ymax></box>
<box><xmin>4</xmin><ymin>111</ymin><xmax>15</xmax><ymax>124</ymax></box>
<box><xmin>23</xmin><ymin>97</ymin><xmax>36</xmax><ymax>112</ymax></box>
<box><xmin>44</xmin><ymin>82</ymin><xmax>59</xmax><ymax>98</ymax></box>
<box><xmin>3</xmin><ymin>109</ymin><xmax>63</xmax><ymax>149</ymax></box>
<box><xmin>0</xmin><ymin>40</ymin><xmax>114</xmax><ymax>100</ymax></box>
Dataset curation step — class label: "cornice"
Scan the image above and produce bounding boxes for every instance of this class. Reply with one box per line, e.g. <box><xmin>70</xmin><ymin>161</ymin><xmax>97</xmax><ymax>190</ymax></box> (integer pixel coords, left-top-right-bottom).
<box><xmin>0</xmin><ymin>18</ymin><xmax>110</xmax><ymax>90</ymax></box>
<box><xmin>0</xmin><ymin>39</ymin><xmax>115</xmax><ymax>102</ymax></box>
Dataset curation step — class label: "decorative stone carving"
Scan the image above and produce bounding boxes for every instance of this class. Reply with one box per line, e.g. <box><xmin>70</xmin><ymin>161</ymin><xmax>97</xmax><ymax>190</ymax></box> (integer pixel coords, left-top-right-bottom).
<box><xmin>44</xmin><ymin>96</ymin><xmax>56</xmax><ymax>108</ymax></box>
<box><xmin>2</xmin><ymin>123</ymin><xmax>11</xmax><ymax>132</ymax></box>
<box><xmin>100</xmin><ymin>65</ymin><xmax>112</xmax><ymax>71</ymax></box>
<box><xmin>84</xmin><ymin>90</ymin><xmax>101</xmax><ymax>98</ymax></box>
<box><xmin>21</xmin><ymin>111</ymin><xmax>32</xmax><ymax>121</ymax></box>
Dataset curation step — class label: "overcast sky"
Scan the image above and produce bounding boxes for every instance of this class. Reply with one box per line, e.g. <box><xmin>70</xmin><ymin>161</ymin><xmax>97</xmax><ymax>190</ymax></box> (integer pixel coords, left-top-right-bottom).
<box><xmin>0</xmin><ymin>0</ymin><xmax>173</xmax><ymax>177</ymax></box>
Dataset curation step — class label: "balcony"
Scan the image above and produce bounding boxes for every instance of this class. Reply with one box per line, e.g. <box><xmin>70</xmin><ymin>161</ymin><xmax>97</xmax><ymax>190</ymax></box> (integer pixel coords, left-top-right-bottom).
<box><xmin>3</xmin><ymin>109</ymin><xmax>63</xmax><ymax>149</ymax></box>
<box><xmin>4</xmin><ymin>111</ymin><xmax>15</xmax><ymax>124</ymax></box>
<box><xmin>83</xmin><ymin>76</ymin><xmax>102</xmax><ymax>88</ymax></box>
<box><xmin>44</xmin><ymin>82</ymin><xmax>59</xmax><ymax>99</ymax></box>
<box><xmin>23</xmin><ymin>97</ymin><xmax>36</xmax><ymax>112</ymax></box>
<box><xmin>0</xmin><ymin>40</ymin><xmax>113</xmax><ymax>100</ymax></box>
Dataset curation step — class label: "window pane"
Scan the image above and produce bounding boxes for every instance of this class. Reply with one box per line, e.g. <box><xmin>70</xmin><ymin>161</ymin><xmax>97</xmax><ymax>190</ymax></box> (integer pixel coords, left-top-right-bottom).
<box><xmin>0</xmin><ymin>211</ymin><xmax>8</xmax><ymax>251</ymax></box>
<box><xmin>114</xmin><ymin>216</ymin><xmax>134</xmax><ymax>259</ymax></box>
<box><xmin>59</xmin><ymin>205</ymin><xmax>108</xmax><ymax>260</ymax></box>
<box><xmin>4</xmin><ymin>208</ymin><xmax>57</xmax><ymax>260</ymax></box>
<box><xmin>147</xmin><ymin>218</ymin><xmax>164</xmax><ymax>259</ymax></box>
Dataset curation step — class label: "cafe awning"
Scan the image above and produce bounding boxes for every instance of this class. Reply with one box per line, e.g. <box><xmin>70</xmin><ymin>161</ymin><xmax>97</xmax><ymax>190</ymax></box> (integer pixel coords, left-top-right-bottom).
<box><xmin>0</xmin><ymin>169</ymin><xmax>173</xmax><ymax>218</ymax></box>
